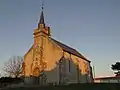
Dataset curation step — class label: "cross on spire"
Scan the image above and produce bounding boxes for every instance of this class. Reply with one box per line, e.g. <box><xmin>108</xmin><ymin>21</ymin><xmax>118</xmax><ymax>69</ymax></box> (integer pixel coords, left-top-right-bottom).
<box><xmin>38</xmin><ymin>0</ymin><xmax>45</xmax><ymax>26</ymax></box>
<box><xmin>41</xmin><ymin>0</ymin><xmax>44</xmax><ymax>10</ymax></box>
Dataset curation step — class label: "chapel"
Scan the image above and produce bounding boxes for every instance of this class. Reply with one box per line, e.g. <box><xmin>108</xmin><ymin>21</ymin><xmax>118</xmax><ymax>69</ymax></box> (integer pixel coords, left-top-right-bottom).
<box><xmin>23</xmin><ymin>8</ymin><xmax>93</xmax><ymax>85</ymax></box>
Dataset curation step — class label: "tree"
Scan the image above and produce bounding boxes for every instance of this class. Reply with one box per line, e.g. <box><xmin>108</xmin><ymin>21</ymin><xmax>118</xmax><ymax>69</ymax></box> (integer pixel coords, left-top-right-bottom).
<box><xmin>3</xmin><ymin>56</ymin><xmax>23</xmax><ymax>77</ymax></box>
<box><xmin>111</xmin><ymin>62</ymin><xmax>120</xmax><ymax>76</ymax></box>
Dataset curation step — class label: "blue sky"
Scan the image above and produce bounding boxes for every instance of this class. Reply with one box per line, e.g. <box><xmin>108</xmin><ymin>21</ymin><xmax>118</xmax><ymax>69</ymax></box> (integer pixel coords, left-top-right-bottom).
<box><xmin>0</xmin><ymin>0</ymin><xmax>120</xmax><ymax>77</ymax></box>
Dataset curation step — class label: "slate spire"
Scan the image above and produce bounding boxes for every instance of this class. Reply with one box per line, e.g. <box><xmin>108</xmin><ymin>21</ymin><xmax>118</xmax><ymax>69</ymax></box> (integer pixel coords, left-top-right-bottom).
<box><xmin>38</xmin><ymin>1</ymin><xmax>45</xmax><ymax>28</ymax></box>
<box><xmin>39</xmin><ymin>10</ymin><xmax>45</xmax><ymax>25</ymax></box>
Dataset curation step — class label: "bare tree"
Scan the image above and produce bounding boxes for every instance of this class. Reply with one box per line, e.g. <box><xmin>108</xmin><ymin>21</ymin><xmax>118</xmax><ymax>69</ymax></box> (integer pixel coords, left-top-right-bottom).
<box><xmin>3</xmin><ymin>56</ymin><xmax>23</xmax><ymax>77</ymax></box>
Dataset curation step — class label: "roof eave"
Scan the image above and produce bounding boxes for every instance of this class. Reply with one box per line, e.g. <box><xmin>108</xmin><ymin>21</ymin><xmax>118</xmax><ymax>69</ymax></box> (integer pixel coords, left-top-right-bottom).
<box><xmin>63</xmin><ymin>49</ymin><xmax>91</xmax><ymax>62</ymax></box>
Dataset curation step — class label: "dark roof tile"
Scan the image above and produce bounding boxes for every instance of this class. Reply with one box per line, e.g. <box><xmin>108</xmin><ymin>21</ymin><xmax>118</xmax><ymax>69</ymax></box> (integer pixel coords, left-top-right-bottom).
<box><xmin>51</xmin><ymin>38</ymin><xmax>90</xmax><ymax>62</ymax></box>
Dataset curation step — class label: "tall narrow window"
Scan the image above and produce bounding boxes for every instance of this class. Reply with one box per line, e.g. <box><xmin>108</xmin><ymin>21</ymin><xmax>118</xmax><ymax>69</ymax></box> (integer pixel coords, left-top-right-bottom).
<box><xmin>76</xmin><ymin>59</ymin><xmax>80</xmax><ymax>83</ymax></box>
<box><xmin>68</xmin><ymin>54</ymin><xmax>71</xmax><ymax>72</ymax></box>
<box><xmin>59</xmin><ymin>58</ymin><xmax>62</xmax><ymax>84</ymax></box>
<box><xmin>68</xmin><ymin>59</ymin><xmax>70</xmax><ymax>72</ymax></box>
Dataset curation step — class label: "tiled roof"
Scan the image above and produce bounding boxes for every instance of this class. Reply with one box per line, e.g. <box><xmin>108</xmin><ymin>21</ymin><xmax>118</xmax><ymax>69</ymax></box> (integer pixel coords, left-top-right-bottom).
<box><xmin>51</xmin><ymin>38</ymin><xmax>90</xmax><ymax>62</ymax></box>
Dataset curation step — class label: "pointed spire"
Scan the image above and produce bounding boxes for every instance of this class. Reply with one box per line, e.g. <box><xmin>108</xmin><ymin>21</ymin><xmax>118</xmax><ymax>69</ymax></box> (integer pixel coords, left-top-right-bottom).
<box><xmin>38</xmin><ymin>0</ymin><xmax>45</xmax><ymax>28</ymax></box>
<box><xmin>39</xmin><ymin>10</ymin><xmax>45</xmax><ymax>24</ymax></box>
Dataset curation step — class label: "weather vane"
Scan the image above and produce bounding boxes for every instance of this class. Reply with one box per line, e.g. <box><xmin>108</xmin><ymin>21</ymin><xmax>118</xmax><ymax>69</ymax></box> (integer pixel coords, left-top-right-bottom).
<box><xmin>41</xmin><ymin>0</ymin><xmax>44</xmax><ymax>10</ymax></box>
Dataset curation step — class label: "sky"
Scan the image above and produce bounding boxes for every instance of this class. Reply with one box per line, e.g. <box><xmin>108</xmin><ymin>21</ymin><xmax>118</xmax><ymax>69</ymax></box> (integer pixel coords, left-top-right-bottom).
<box><xmin>0</xmin><ymin>0</ymin><xmax>120</xmax><ymax>77</ymax></box>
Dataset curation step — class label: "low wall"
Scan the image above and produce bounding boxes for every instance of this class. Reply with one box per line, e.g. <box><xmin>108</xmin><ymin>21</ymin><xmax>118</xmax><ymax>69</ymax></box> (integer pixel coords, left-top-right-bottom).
<box><xmin>1</xmin><ymin>83</ymin><xmax>120</xmax><ymax>90</ymax></box>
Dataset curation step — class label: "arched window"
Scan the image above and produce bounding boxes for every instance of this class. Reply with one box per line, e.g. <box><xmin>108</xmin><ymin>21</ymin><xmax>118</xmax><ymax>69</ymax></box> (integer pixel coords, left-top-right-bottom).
<box><xmin>33</xmin><ymin>67</ymin><xmax>40</xmax><ymax>77</ymax></box>
<box><xmin>68</xmin><ymin>54</ymin><xmax>71</xmax><ymax>72</ymax></box>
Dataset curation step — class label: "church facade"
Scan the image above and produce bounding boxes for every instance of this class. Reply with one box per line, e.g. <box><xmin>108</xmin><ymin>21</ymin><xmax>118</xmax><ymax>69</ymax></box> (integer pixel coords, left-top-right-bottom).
<box><xmin>22</xmin><ymin>10</ymin><xmax>93</xmax><ymax>85</ymax></box>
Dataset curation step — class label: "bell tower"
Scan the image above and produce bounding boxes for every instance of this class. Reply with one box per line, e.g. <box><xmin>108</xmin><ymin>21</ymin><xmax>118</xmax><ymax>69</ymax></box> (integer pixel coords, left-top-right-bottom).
<box><xmin>33</xmin><ymin>5</ymin><xmax>51</xmax><ymax>38</ymax></box>
<box><xmin>31</xmin><ymin>3</ymin><xmax>50</xmax><ymax>77</ymax></box>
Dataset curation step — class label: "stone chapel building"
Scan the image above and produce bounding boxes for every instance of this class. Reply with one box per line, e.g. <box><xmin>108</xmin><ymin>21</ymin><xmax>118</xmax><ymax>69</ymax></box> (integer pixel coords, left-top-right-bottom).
<box><xmin>22</xmin><ymin>9</ymin><xmax>93</xmax><ymax>85</ymax></box>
